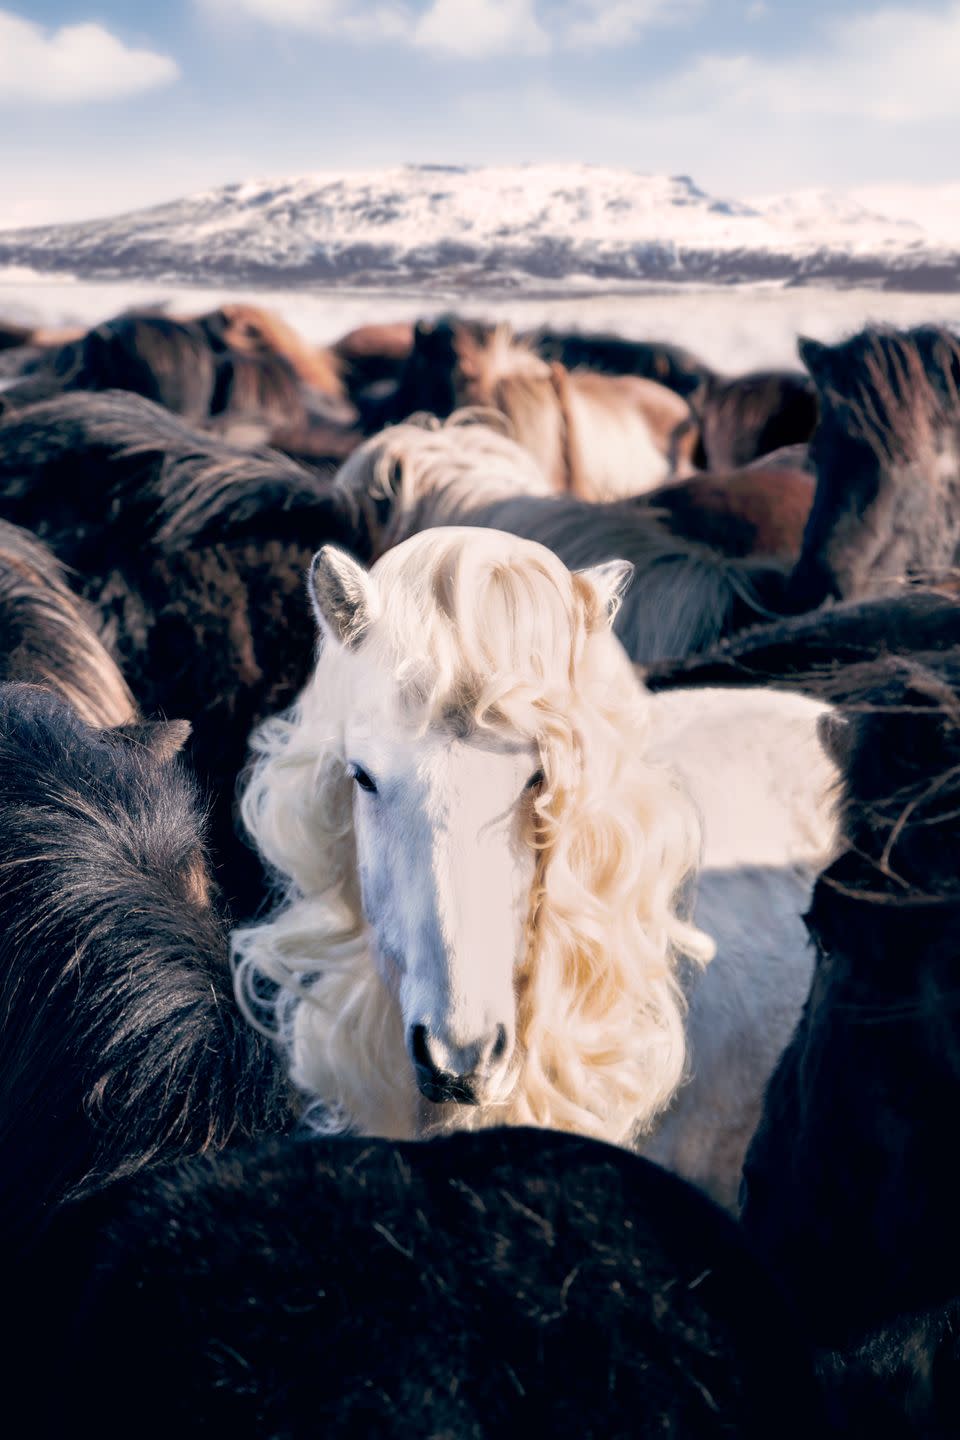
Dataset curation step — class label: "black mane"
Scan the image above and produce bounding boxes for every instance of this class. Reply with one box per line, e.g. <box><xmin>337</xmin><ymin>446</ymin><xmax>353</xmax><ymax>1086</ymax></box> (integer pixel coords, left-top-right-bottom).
<box><xmin>0</xmin><ymin>683</ymin><xmax>291</xmax><ymax>1247</ymax></box>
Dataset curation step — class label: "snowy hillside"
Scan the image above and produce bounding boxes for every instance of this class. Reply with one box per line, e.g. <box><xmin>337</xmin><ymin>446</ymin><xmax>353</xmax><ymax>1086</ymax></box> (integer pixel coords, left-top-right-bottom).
<box><xmin>0</xmin><ymin>164</ymin><xmax>958</xmax><ymax>292</ymax></box>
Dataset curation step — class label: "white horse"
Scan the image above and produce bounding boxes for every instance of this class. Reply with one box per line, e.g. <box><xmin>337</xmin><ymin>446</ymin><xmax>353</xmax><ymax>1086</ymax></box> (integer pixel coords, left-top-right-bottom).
<box><xmin>233</xmin><ymin>527</ymin><xmax>837</xmax><ymax>1206</ymax></box>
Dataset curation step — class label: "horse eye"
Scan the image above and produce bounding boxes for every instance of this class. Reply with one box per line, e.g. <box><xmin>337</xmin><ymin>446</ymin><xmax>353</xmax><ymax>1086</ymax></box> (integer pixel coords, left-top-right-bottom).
<box><xmin>348</xmin><ymin>764</ymin><xmax>378</xmax><ymax>795</ymax></box>
<box><xmin>524</xmin><ymin>768</ymin><xmax>544</xmax><ymax>793</ymax></box>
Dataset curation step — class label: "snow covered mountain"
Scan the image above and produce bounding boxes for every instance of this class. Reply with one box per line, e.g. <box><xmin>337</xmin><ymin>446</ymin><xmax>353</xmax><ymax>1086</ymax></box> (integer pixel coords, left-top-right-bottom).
<box><xmin>1</xmin><ymin>165</ymin><xmax>958</xmax><ymax>292</ymax></box>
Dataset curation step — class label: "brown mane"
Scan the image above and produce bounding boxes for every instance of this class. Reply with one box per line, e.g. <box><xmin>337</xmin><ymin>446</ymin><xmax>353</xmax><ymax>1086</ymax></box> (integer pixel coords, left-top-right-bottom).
<box><xmin>203</xmin><ymin>304</ymin><xmax>345</xmax><ymax>399</ymax></box>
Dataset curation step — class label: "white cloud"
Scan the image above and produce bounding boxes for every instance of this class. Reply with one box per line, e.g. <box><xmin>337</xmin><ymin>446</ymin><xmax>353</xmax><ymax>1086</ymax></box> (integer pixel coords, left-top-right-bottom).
<box><xmin>0</xmin><ymin>10</ymin><xmax>179</xmax><ymax>104</ymax></box>
<box><xmin>226</xmin><ymin>0</ymin><xmax>339</xmax><ymax>24</ymax></box>
<box><xmin>414</xmin><ymin>0</ymin><xmax>549</xmax><ymax>56</ymax></box>
<box><xmin>210</xmin><ymin>0</ymin><xmax>692</xmax><ymax>55</ymax></box>
<box><xmin>562</xmin><ymin>0</ymin><xmax>701</xmax><ymax>49</ymax></box>
<box><xmin>652</xmin><ymin>2</ymin><xmax>960</xmax><ymax>123</ymax></box>
<box><xmin>220</xmin><ymin>0</ymin><xmax>411</xmax><ymax>41</ymax></box>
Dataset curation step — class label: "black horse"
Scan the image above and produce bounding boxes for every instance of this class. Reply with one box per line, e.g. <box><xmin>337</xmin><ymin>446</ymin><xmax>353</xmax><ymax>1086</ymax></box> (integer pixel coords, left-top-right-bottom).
<box><xmin>741</xmin><ymin>651</ymin><xmax>960</xmax><ymax>1435</ymax></box>
<box><xmin>21</xmin><ymin>1127</ymin><xmax>823</xmax><ymax>1439</ymax></box>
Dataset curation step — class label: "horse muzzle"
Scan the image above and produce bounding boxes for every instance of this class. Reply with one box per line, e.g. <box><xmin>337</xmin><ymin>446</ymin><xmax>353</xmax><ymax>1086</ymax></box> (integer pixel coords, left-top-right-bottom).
<box><xmin>409</xmin><ymin>1022</ymin><xmax>512</xmax><ymax>1107</ymax></box>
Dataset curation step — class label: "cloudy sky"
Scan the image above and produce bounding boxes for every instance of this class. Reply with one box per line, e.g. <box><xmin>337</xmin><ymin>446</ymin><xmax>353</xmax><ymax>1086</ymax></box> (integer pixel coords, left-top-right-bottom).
<box><xmin>2</xmin><ymin>0</ymin><xmax>957</xmax><ymax>226</ymax></box>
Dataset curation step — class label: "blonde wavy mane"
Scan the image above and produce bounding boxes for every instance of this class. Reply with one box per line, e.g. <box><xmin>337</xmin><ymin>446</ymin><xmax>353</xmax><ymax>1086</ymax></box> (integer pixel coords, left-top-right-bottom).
<box><xmin>336</xmin><ymin>410</ymin><xmax>552</xmax><ymax>555</ymax></box>
<box><xmin>232</xmin><ymin>527</ymin><xmax>713</xmax><ymax>1146</ymax></box>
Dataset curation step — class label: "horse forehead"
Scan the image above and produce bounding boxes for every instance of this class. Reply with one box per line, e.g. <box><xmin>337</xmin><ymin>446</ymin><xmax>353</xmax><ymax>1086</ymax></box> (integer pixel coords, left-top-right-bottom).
<box><xmin>374</xmin><ymin>730</ymin><xmax>533</xmax><ymax>814</ymax></box>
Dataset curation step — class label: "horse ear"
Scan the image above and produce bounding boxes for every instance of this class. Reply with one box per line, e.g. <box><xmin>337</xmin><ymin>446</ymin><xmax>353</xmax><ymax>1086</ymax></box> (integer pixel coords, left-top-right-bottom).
<box><xmin>309</xmin><ymin>546</ymin><xmax>379</xmax><ymax>649</ymax></box>
<box><xmin>817</xmin><ymin>710</ymin><xmax>854</xmax><ymax>769</ymax></box>
<box><xmin>798</xmin><ymin>336</ymin><xmax>833</xmax><ymax>387</ymax></box>
<box><xmin>112</xmin><ymin>718</ymin><xmax>192</xmax><ymax>763</ymax></box>
<box><xmin>573</xmin><ymin>559</ymin><xmax>634</xmax><ymax>630</ymax></box>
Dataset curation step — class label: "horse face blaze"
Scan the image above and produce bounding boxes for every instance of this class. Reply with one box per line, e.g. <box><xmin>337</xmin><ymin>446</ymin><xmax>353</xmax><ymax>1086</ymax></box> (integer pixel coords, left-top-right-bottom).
<box><xmin>346</xmin><ymin>726</ymin><xmax>538</xmax><ymax>1105</ymax></box>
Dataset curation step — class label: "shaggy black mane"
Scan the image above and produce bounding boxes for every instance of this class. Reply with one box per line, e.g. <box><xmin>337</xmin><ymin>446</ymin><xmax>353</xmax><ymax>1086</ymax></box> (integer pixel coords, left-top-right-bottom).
<box><xmin>0</xmin><ymin>683</ymin><xmax>291</xmax><ymax>1248</ymax></box>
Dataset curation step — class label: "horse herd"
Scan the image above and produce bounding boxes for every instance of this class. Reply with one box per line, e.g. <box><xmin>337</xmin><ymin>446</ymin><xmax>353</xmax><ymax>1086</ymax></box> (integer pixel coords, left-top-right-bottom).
<box><xmin>1</xmin><ymin>302</ymin><xmax>959</xmax><ymax>1436</ymax></box>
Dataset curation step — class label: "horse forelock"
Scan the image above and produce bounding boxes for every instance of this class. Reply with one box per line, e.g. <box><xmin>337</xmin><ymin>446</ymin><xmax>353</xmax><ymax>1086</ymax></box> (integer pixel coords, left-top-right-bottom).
<box><xmin>356</xmin><ymin>530</ymin><xmax>596</xmax><ymax>733</ymax></box>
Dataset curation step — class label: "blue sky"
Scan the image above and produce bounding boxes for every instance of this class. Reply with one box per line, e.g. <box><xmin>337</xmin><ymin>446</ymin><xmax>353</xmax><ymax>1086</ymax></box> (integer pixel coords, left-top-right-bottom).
<box><xmin>2</xmin><ymin>1</ymin><xmax>958</xmax><ymax>225</ymax></box>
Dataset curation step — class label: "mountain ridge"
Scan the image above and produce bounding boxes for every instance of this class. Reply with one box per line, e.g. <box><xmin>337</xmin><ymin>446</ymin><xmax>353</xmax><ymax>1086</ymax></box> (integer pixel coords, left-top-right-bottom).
<box><xmin>2</xmin><ymin>164</ymin><xmax>957</xmax><ymax>293</ymax></box>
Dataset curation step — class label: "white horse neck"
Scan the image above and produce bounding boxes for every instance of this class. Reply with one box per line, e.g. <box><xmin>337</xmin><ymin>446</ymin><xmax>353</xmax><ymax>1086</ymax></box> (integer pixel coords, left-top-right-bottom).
<box><xmin>645</xmin><ymin>686</ymin><xmax>840</xmax><ymax>872</ymax></box>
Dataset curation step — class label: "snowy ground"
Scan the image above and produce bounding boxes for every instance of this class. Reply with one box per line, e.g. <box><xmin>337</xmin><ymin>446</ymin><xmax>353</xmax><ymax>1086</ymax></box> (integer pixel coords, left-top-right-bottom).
<box><xmin>3</xmin><ymin>268</ymin><xmax>960</xmax><ymax>374</ymax></box>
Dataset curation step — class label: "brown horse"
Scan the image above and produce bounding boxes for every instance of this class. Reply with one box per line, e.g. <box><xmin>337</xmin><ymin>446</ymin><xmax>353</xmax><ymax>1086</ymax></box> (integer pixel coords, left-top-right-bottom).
<box><xmin>333</xmin><ymin>320</ymin><xmax>416</xmax><ymax>390</ymax></box>
<box><xmin>1</xmin><ymin>314</ymin><xmax>219</xmax><ymax>423</ymax></box>
<box><xmin>644</xmin><ymin>447</ymin><xmax>814</xmax><ymax>561</ymax></box>
<box><xmin>196</xmin><ymin>303</ymin><xmax>345</xmax><ymax>399</ymax></box>
<box><xmin>206</xmin><ymin>349</ymin><xmax>362</xmax><ymax>464</ymax></box>
<box><xmin>694</xmin><ymin>370</ymin><xmax>819</xmax><ymax>471</ymax></box>
<box><xmin>529</xmin><ymin>327</ymin><xmax>714</xmax><ymax>402</ymax></box>
<box><xmin>1</xmin><ymin>308</ymin><xmax>361</xmax><ymax>464</ymax></box>
<box><xmin>364</xmin><ymin>318</ymin><xmax>697</xmax><ymax>497</ymax></box>
<box><xmin>209</xmin><ymin>350</ymin><xmax>310</xmax><ymax>437</ymax></box>
<box><xmin>450</xmin><ymin>321</ymin><xmax>694</xmax><ymax>499</ymax></box>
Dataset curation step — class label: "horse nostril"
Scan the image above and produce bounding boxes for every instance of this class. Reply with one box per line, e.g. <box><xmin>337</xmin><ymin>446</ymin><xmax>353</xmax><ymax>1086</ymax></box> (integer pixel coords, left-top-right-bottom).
<box><xmin>409</xmin><ymin>1023</ymin><xmax>510</xmax><ymax>1105</ymax></box>
<box><xmin>409</xmin><ymin>1025</ymin><xmax>482</xmax><ymax>1106</ymax></box>
<box><xmin>410</xmin><ymin>1023</ymin><xmax>434</xmax><ymax>1074</ymax></box>
<box><xmin>490</xmin><ymin>1024</ymin><xmax>508</xmax><ymax>1063</ymax></box>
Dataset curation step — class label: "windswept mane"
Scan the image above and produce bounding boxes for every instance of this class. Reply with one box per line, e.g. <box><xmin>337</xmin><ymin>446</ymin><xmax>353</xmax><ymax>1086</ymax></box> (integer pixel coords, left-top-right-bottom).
<box><xmin>823</xmin><ymin>652</ymin><xmax>960</xmax><ymax>902</ymax></box>
<box><xmin>830</xmin><ymin>327</ymin><xmax>960</xmax><ymax>464</ymax></box>
<box><xmin>26</xmin><ymin>314</ymin><xmax>218</xmax><ymax>422</ymax></box>
<box><xmin>335</xmin><ymin>410</ymin><xmax>552</xmax><ymax>555</ymax></box>
<box><xmin>233</xmin><ymin>527</ymin><xmax>712</xmax><ymax>1145</ymax></box>
<box><xmin>0</xmin><ymin>519</ymin><xmax>136</xmax><ymax>729</ymax></box>
<box><xmin>0</xmin><ymin>683</ymin><xmax>291</xmax><ymax>1245</ymax></box>
<box><xmin>792</xmin><ymin>325</ymin><xmax>960</xmax><ymax>610</ymax></box>
<box><xmin>0</xmin><ymin>390</ymin><xmax>358</xmax><ymax>557</ymax></box>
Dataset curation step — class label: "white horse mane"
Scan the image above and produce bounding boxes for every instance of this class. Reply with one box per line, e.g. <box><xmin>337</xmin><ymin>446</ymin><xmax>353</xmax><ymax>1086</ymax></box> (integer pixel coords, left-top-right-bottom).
<box><xmin>336</xmin><ymin>410</ymin><xmax>552</xmax><ymax>553</ymax></box>
<box><xmin>232</xmin><ymin>526</ymin><xmax>713</xmax><ymax>1146</ymax></box>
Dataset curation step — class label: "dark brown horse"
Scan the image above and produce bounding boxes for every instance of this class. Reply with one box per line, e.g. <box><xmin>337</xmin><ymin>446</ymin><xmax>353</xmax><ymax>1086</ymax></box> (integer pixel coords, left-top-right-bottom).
<box><xmin>790</xmin><ymin>325</ymin><xmax>960</xmax><ymax>612</ymax></box>
<box><xmin>643</xmin><ymin>587</ymin><xmax>960</xmax><ymax>696</ymax></box>
<box><xmin>333</xmin><ymin>320</ymin><xmax>416</xmax><ymax>393</ymax></box>
<box><xmin>694</xmin><ymin>369</ymin><xmax>819</xmax><ymax>471</ymax></box>
<box><xmin>20</xmin><ymin>1127</ymin><xmax>823</xmax><ymax>1440</ymax></box>
<box><xmin>2</xmin><ymin>314</ymin><xmax>218</xmax><ymax>423</ymax></box>
<box><xmin>0</xmin><ymin>319</ymin><xmax>33</xmax><ymax>352</ymax></box>
<box><xmin>0</xmin><ymin>308</ymin><xmax>363</xmax><ymax>464</ymax></box>
<box><xmin>0</xmin><ymin>391</ymin><xmax>366</xmax><ymax>914</ymax></box>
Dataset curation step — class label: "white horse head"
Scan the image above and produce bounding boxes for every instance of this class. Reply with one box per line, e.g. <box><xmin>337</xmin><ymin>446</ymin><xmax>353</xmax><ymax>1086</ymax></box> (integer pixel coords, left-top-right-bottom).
<box><xmin>233</xmin><ymin>527</ymin><xmax>711</xmax><ymax>1143</ymax></box>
